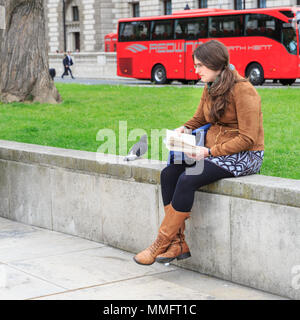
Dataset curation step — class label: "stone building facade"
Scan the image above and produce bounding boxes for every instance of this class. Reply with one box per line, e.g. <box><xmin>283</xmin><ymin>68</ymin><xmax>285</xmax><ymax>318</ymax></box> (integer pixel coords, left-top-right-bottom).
<box><xmin>46</xmin><ymin>0</ymin><xmax>299</xmax><ymax>53</ymax></box>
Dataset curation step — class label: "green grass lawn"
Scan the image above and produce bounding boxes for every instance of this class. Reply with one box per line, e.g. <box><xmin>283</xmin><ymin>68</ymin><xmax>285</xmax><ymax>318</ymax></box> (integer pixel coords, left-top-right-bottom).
<box><xmin>0</xmin><ymin>83</ymin><xmax>299</xmax><ymax>180</ymax></box>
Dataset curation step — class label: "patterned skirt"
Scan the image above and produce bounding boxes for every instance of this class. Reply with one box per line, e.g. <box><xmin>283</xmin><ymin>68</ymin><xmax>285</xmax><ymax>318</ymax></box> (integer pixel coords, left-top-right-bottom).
<box><xmin>205</xmin><ymin>151</ymin><xmax>264</xmax><ymax>177</ymax></box>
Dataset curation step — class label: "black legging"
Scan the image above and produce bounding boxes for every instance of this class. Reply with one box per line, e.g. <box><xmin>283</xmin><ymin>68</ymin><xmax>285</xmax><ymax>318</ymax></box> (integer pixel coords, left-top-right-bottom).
<box><xmin>160</xmin><ymin>160</ymin><xmax>234</xmax><ymax>212</ymax></box>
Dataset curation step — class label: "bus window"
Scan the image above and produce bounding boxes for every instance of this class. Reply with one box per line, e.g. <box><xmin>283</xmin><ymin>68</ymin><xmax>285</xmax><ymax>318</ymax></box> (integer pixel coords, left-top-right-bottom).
<box><xmin>119</xmin><ymin>21</ymin><xmax>150</xmax><ymax>41</ymax></box>
<box><xmin>245</xmin><ymin>14</ymin><xmax>279</xmax><ymax>41</ymax></box>
<box><xmin>208</xmin><ymin>15</ymin><xmax>243</xmax><ymax>38</ymax></box>
<box><xmin>174</xmin><ymin>17</ymin><xmax>208</xmax><ymax>40</ymax></box>
<box><xmin>279</xmin><ymin>10</ymin><xmax>294</xmax><ymax>18</ymax></box>
<box><xmin>151</xmin><ymin>20</ymin><xmax>174</xmax><ymax>40</ymax></box>
<box><xmin>174</xmin><ymin>21</ymin><xmax>185</xmax><ymax>39</ymax></box>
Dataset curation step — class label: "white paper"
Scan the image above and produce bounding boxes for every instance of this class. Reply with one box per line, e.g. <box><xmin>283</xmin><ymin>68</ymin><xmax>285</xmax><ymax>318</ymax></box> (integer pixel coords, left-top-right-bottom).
<box><xmin>164</xmin><ymin>129</ymin><xmax>196</xmax><ymax>153</ymax></box>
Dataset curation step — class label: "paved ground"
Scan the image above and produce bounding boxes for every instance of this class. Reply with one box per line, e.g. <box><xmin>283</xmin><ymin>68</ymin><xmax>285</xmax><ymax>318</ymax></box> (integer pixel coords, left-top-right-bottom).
<box><xmin>0</xmin><ymin>217</ymin><xmax>287</xmax><ymax>300</ymax></box>
<box><xmin>54</xmin><ymin>76</ymin><xmax>300</xmax><ymax>88</ymax></box>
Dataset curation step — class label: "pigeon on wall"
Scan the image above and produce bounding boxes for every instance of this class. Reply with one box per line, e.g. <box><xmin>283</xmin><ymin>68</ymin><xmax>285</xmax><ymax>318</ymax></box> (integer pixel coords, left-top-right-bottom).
<box><xmin>124</xmin><ymin>134</ymin><xmax>148</xmax><ymax>161</ymax></box>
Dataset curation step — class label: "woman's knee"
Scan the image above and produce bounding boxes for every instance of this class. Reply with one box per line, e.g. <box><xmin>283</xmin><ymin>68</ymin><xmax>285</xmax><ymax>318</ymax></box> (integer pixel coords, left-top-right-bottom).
<box><xmin>160</xmin><ymin>165</ymin><xmax>182</xmax><ymax>185</ymax></box>
<box><xmin>160</xmin><ymin>166</ymin><xmax>171</xmax><ymax>185</ymax></box>
<box><xmin>176</xmin><ymin>173</ymin><xmax>196</xmax><ymax>191</ymax></box>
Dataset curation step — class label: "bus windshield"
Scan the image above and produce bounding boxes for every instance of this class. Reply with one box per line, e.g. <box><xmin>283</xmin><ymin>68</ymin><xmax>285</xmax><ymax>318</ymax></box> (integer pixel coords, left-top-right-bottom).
<box><xmin>281</xmin><ymin>19</ymin><xmax>297</xmax><ymax>55</ymax></box>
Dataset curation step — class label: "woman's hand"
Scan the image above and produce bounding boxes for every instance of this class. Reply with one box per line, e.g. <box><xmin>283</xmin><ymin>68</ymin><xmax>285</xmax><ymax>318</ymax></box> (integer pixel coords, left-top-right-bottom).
<box><xmin>175</xmin><ymin>126</ymin><xmax>192</xmax><ymax>136</ymax></box>
<box><xmin>185</xmin><ymin>146</ymin><xmax>210</xmax><ymax>160</ymax></box>
<box><xmin>174</xmin><ymin>126</ymin><xmax>185</xmax><ymax>136</ymax></box>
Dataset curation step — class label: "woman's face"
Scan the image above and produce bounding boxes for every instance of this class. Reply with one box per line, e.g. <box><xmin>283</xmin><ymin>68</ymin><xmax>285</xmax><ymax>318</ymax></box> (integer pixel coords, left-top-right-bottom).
<box><xmin>194</xmin><ymin>57</ymin><xmax>221</xmax><ymax>83</ymax></box>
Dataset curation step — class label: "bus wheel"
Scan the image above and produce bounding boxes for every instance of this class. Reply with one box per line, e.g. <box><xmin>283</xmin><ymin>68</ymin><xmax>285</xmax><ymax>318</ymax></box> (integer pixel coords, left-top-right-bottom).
<box><xmin>152</xmin><ymin>65</ymin><xmax>168</xmax><ymax>84</ymax></box>
<box><xmin>279</xmin><ymin>79</ymin><xmax>296</xmax><ymax>86</ymax></box>
<box><xmin>246</xmin><ymin>63</ymin><xmax>264</xmax><ymax>86</ymax></box>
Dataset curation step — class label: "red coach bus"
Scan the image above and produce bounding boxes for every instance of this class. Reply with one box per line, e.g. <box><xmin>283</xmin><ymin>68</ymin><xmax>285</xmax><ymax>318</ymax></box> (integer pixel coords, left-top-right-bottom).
<box><xmin>117</xmin><ymin>7</ymin><xmax>300</xmax><ymax>85</ymax></box>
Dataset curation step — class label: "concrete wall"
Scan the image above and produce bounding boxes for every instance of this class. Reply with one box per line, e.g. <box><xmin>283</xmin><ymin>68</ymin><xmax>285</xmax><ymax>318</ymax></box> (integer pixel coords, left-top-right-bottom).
<box><xmin>0</xmin><ymin>139</ymin><xmax>300</xmax><ymax>299</ymax></box>
<box><xmin>49</xmin><ymin>52</ymin><xmax>117</xmax><ymax>79</ymax></box>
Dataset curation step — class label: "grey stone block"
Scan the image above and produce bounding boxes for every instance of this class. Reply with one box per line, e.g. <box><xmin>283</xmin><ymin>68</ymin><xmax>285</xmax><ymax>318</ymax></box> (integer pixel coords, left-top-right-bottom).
<box><xmin>0</xmin><ymin>160</ymin><xmax>9</xmax><ymax>219</ymax></box>
<box><xmin>131</xmin><ymin>162</ymin><xmax>164</xmax><ymax>185</ymax></box>
<box><xmin>8</xmin><ymin>162</ymin><xmax>52</xmax><ymax>229</ymax></box>
<box><xmin>201</xmin><ymin>174</ymin><xmax>300</xmax><ymax>208</ymax></box>
<box><xmin>51</xmin><ymin>168</ymin><xmax>103</xmax><ymax>242</ymax></box>
<box><xmin>100</xmin><ymin>178</ymin><xmax>159</xmax><ymax>253</ymax></box>
<box><xmin>231</xmin><ymin>198</ymin><xmax>300</xmax><ymax>300</ymax></box>
<box><xmin>162</xmin><ymin>192</ymin><xmax>232</xmax><ymax>281</ymax></box>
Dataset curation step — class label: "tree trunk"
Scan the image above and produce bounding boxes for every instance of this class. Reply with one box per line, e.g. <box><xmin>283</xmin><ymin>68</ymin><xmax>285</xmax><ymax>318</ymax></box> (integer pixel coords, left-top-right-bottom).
<box><xmin>0</xmin><ymin>0</ymin><xmax>61</xmax><ymax>104</ymax></box>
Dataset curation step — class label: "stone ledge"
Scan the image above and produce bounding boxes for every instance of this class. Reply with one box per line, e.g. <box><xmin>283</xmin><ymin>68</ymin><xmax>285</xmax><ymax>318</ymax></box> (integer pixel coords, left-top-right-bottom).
<box><xmin>0</xmin><ymin>140</ymin><xmax>299</xmax><ymax>208</ymax></box>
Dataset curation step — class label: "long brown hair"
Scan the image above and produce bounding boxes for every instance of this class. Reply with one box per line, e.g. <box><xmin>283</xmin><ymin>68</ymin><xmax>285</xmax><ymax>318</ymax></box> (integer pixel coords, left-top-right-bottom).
<box><xmin>193</xmin><ymin>40</ymin><xmax>246</xmax><ymax>123</ymax></box>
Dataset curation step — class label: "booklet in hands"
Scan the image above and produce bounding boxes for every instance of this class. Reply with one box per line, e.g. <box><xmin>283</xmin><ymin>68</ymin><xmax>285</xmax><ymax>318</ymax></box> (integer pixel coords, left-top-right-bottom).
<box><xmin>164</xmin><ymin>129</ymin><xmax>197</xmax><ymax>153</ymax></box>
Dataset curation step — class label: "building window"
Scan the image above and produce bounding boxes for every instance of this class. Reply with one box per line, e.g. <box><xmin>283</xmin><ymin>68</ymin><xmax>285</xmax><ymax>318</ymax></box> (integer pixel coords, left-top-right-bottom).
<box><xmin>74</xmin><ymin>32</ymin><xmax>80</xmax><ymax>51</ymax></box>
<box><xmin>234</xmin><ymin>0</ymin><xmax>245</xmax><ymax>10</ymax></box>
<box><xmin>297</xmin><ymin>0</ymin><xmax>300</xmax><ymax>5</ymax></box>
<box><xmin>72</xmin><ymin>6</ymin><xmax>79</xmax><ymax>21</ymax></box>
<box><xmin>132</xmin><ymin>3</ymin><xmax>140</xmax><ymax>17</ymax></box>
<box><xmin>163</xmin><ymin>0</ymin><xmax>172</xmax><ymax>15</ymax></box>
<box><xmin>257</xmin><ymin>0</ymin><xmax>266</xmax><ymax>8</ymax></box>
<box><xmin>199</xmin><ymin>0</ymin><xmax>207</xmax><ymax>8</ymax></box>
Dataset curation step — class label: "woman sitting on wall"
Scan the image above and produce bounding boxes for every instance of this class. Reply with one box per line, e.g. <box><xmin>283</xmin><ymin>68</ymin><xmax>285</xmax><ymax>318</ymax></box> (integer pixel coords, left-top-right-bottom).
<box><xmin>133</xmin><ymin>40</ymin><xmax>264</xmax><ymax>266</ymax></box>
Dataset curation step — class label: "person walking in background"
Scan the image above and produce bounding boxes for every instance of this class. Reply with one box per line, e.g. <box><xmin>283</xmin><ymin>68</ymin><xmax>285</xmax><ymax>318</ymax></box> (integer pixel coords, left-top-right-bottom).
<box><xmin>61</xmin><ymin>52</ymin><xmax>75</xmax><ymax>79</ymax></box>
<box><xmin>133</xmin><ymin>40</ymin><xmax>264</xmax><ymax>266</ymax></box>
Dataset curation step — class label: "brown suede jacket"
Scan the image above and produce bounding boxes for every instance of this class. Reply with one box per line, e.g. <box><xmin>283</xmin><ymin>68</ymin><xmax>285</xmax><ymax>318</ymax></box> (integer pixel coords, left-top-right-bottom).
<box><xmin>183</xmin><ymin>74</ymin><xmax>264</xmax><ymax>157</ymax></box>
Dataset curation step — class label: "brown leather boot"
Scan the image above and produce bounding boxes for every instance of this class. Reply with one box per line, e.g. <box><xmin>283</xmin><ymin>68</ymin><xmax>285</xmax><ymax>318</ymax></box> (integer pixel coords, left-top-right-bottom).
<box><xmin>133</xmin><ymin>204</ymin><xmax>190</xmax><ymax>265</ymax></box>
<box><xmin>155</xmin><ymin>219</ymin><xmax>191</xmax><ymax>264</ymax></box>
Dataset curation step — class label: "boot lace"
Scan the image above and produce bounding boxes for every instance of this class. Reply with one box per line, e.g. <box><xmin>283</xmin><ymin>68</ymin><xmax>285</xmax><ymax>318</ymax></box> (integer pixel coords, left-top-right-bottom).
<box><xmin>148</xmin><ymin>234</ymin><xmax>166</xmax><ymax>255</ymax></box>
